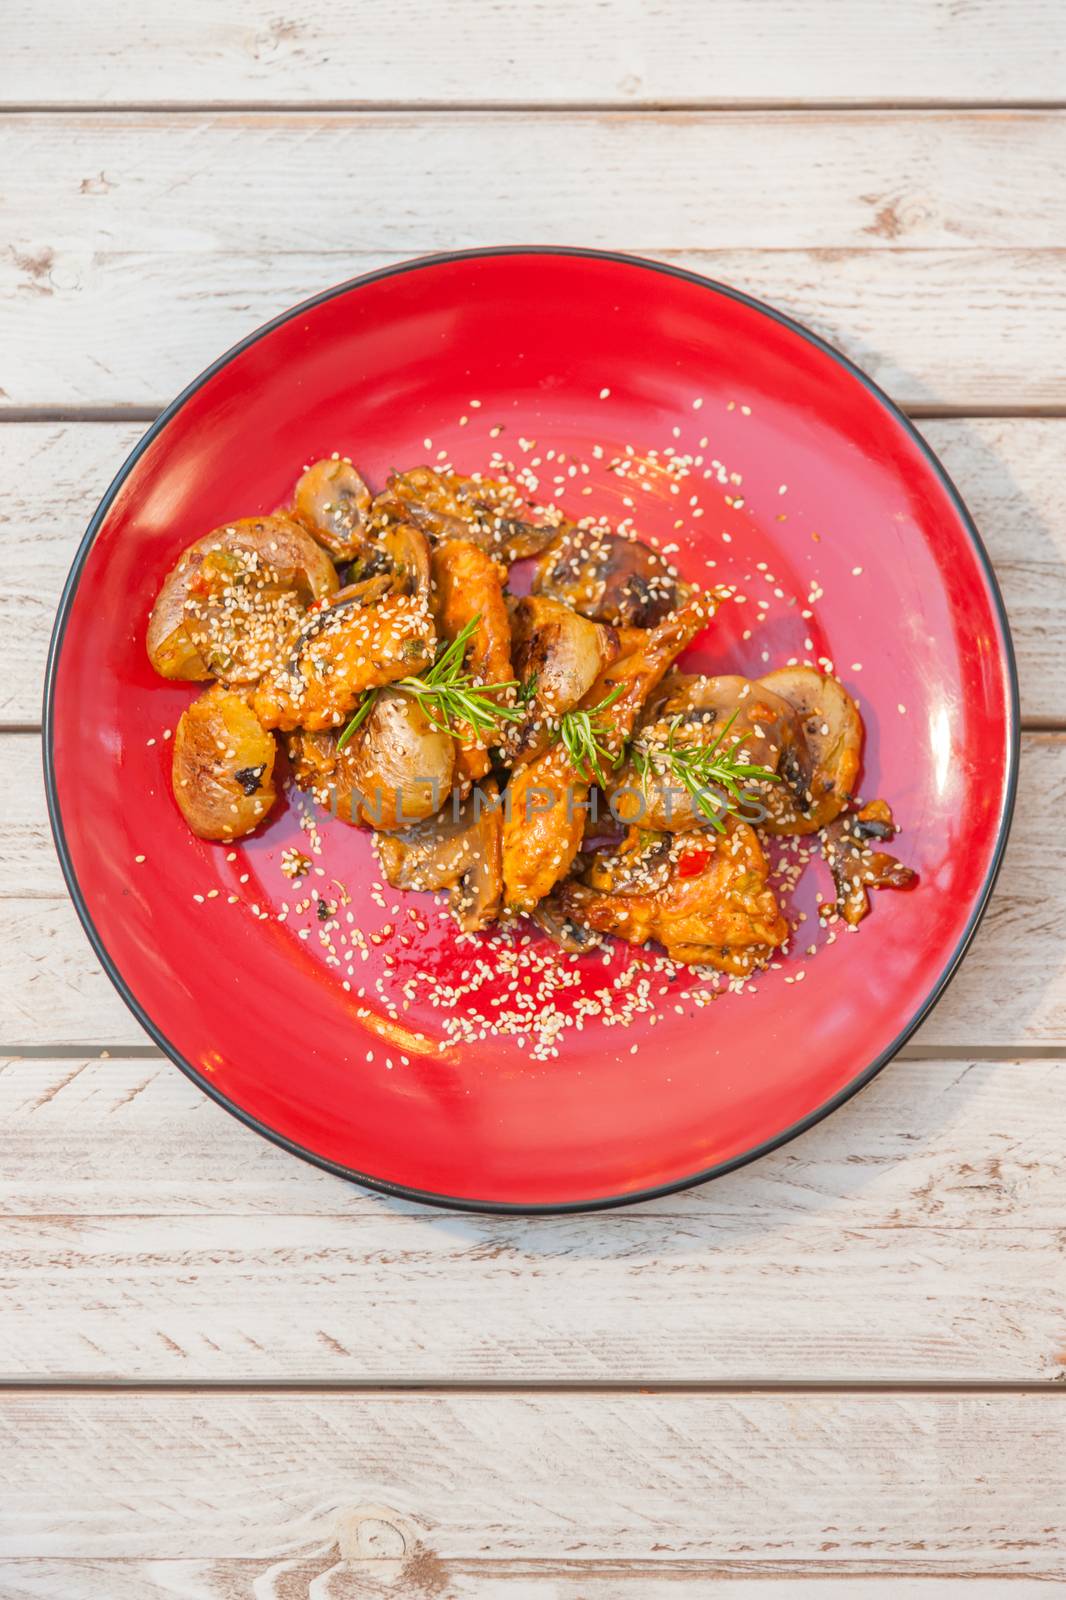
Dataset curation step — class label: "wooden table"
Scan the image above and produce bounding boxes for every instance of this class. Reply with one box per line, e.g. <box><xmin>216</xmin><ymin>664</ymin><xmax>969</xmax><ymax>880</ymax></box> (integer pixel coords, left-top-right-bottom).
<box><xmin>3</xmin><ymin>4</ymin><xmax>1066</xmax><ymax>1590</ymax></box>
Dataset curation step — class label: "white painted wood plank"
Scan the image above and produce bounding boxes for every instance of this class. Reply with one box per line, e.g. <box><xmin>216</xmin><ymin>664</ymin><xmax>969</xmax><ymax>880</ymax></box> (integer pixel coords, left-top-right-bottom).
<box><xmin>1</xmin><ymin>1392</ymin><xmax>1063</xmax><ymax>1575</ymax></box>
<box><xmin>2</xmin><ymin>732</ymin><xmax>1056</xmax><ymax>1050</ymax></box>
<box><xmin>4</xmin><ymin>417</ymin><xmax>1063</xmax><ymax>729</ymax></box>
<box><xmin>4</xmin><ymin>1054</ymin><xmax>1055</xmax><ymax>1225</ymax></box>
<box><xmin>0</xmin><ymin>1565</ymin><xmax>1053</xmax><ymax>1600</ymax></box>
<box><xmin>5</xmin><ymin>245</ymin><xmax>1063</xmax><ymax>411</ymax></box>
<box><xmin>0</xmin><ymin>1055</ymin><xmax>1063</xmax><ymax>1381</ymax></box>
<box><xmin>2</xmin><ymin>112</ymin><xmax>1065</xmax><ymax>407</ymax></box>
<box><xmin>7</xmin><ymin>0</ymin><xmax>1065</xmax><ymax>107</ymax></box>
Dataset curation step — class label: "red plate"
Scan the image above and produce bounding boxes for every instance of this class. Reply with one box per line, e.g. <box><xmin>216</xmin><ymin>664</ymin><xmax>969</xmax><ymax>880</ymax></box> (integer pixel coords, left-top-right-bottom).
<box><xmin>45</xmin><ymin>248</ymin><xmax>1018</xmax><ymax>1211</ymax></box>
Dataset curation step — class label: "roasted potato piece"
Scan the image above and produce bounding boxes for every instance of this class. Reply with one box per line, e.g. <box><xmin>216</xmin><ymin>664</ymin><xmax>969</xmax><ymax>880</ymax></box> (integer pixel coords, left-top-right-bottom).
<box><xmin>147</xmin><ymin>515</ymin><xmax>338</xmax><ymax>684</ymax></box>
<box><xmin>375</xmin><ymin>782</ymin><xmax>504</xmax><ymax>932</ymax></box>
<box><xmin>505</xmin><ymin>595</ymin><xmax>620</xmax><ymax>765</ymax></box>
<box><xmin>532</xmin><ymin>525</ymin><xmax>689</xmax><ymax>626</ymax></box>
<box><xmin>820</xmin><ymin>799</ymin><xmax>917</xmax><ymax>925</ymax></box>
<box><xmin>501</xmin><ymin>595</ymin><xmax>719</xmax><ymax>912</ymax></box>
<box><xmin>555</xmin><ymin>820</ymin><xmax>788</xmax><ymax>973</ymax></box>
<box><xmin>290</xmin><ymin>693</ymin><xmax>455</xmax><ymax>829</ymax></box>
<box><xmin>757</xmin><ymin>667</ymin><xmax>863</xmax><ymax>834</ymax></box>
<box><xmin>346</xmin><ymin>689</ymin><xmax>456</xmax><ymax>829</ymax></box>
<box><xmin>430</xmin><ymin>539</ymin><xmax>515</xmax><ymax>781</ymax></box>
<box><xmin>171</xmin><ymin>685</ymin><xmax>277</xmax><ymax>840</ymax></box>
<box><xmin>292</xmin><ymin>456</ymin><xmax>373</xmax><ymax>562</ymax></box>
<box><xmin>373</xmin><ymin>466</ymin><xmax>557</xmax><ymax>562</ymax></box>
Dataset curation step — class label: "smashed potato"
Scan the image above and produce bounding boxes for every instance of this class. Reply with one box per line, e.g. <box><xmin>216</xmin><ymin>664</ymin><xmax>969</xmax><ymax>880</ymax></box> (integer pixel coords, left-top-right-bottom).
<box><xmin>172</xmin><ymin>685</ymin><xmax>277</xmax><ymax>840</ymax></box>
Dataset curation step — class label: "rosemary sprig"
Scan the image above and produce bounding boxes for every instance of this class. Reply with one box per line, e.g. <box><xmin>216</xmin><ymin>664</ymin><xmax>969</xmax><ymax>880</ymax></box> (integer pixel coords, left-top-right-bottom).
<box><xmin>558</xmin><ymin>683</ymin><xmax>627</xmax><ymax>785</ymax></box>
<box><xmin>337</xmin><ymin>614</ymin><xmax>523</xmax><ymax>751</ymax></box>
<box><xmin>630</xmin><ymin>708</ymin><xmax>780</xmax><ymax>833</ymax></box>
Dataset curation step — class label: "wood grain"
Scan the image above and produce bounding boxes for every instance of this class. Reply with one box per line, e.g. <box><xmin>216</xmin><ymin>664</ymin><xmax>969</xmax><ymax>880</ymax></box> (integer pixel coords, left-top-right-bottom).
<box><xmin>1</xmin><ymin>1391</ymin><xmax>1063</xmax><ymax>1575</ymax></box>
<box><xmin>0</xmin><ymin>1054</ymin><xmax>1064</xmax><ymax>1381</ymax></box>
<box><xmin>4</xmin><ymin>417</ymin><xmax>1066</xmax><ymax>730</ymax></box>
<box><xmin>2</xmin><ymin>730</ymin><xmax>1058</xmax><ymax>1050</ymax></box>
<box><xmin>0</xmin><ymin>1564</ymin><xmax>1058</xmax><ymax>1599</ymax></box>
<box><xmin>2</xmin><ymin>113</ymin><xmax>1065</xmax><ymax>407</ymax></box>
<box><xmin>7</xmin><ymin>0</ymin><xmax>1066</xmax><ymax>107</ymax></box>
<box><xmin>4</xmin><ymin>245</ymin><xmax>1065</xmax><ymax>413</ymax></box>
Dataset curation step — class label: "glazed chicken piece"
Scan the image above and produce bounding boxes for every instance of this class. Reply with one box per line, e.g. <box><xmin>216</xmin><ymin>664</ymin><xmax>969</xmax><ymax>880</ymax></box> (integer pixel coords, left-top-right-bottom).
<box><xmin>505</xmin><ymin>595</ymin><xmax>621</xmax><ymax>765</ymax></box>
<box><xmin>820</xmin><ymin>799</ymin><xmax>917</xmax><ymax>925</ymax></box>
<box><xmin>375</xmin><ymin>783</ymin><xmax>504</xmax><ymax>932</ymax></box>
<box><xmin>171</xmin><ymin>685</ymin><xmax>278</xmax><ymax>840</ymax></box>
<box><xmin>253</xmin><ymin>587</ymin><xmax>435</xmax><ymax>732</ymax></box>
<box><xmin>532</xmin><ymin>524</ymin><xmax>690</xmax><ymax>627</ymax></box>
<box><xmin>552</xmin><ymin>821</ymin><xmax>788</xmax><ymax>973</ymax></box>
<box><xmin>373</xmin><ymin>466</ymin><xmax>558</xmax><ymax>562</ymax></box>
<box><xmin>147</xmin><ymin>515</ymin><xmax>338</xmax><ymax>684</ymax></box>
<box><xmin>430</xmin><ymin>539</ymin><xmax>515</xmax><ymax>782</ymax></box>
<box><xmin>501</xmin><ymin>594</ymin><xmax>720</xmax><ymax>913</ymax></box>
<box><xmin>252</xmin><ymin>526</ymin><xmax>436</xmax><ymax>733</ymax></box>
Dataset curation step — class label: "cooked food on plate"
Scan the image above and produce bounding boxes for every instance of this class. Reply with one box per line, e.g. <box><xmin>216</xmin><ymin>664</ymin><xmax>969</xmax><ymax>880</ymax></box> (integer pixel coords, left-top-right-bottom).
<box><xmin>147</xmin><ymin>455</ymin><xmax>916</xmax><ymax>976</ymax></box>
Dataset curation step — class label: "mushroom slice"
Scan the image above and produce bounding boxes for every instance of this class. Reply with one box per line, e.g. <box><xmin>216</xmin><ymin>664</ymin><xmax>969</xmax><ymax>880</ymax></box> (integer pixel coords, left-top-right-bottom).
<box><xmin>147</xmin><ymin>515</ymin><xmax>339</xmax><ymax>684</ymax></box>
<box><xmin>554</xmin><ymin>819</ymin><xmax>788</xmax><ymax>973</ymax></box>
<box><xmin>375</xmin><ymin>782</ymin><xmax>504</xmax><ymax>932</ymax></box>
<box><xmin>528</xmin><ymin>893</ymin><xmax>605</xmax><ymax>953</ymax></box>
<box><xmin>820</xmin><ymin>800</ymin><xmax>917</xmax><ymax>925</ymax></box>
<box><xmin>292</xmin><ymin>457</ymin><xmax>373</xmax><ymax>562</ymax></box>
<box><xmin>756</xmin><ymin>667</ymin><xmax>864</xmax><ymax>834</ymax></box>
<box><xmin>372</xmin><ymin>466</ymin><xmax>557</xmax><ymax>562</ymax></box>
<box><xmin>532</xmin><ymin>525</ymin><xmax>690</xmax><ymax>626</ymax></box>
<box><xmin>505</xmin><ymin>595</ymin><xmax>620</xmax><ymax>764</ymax></box>
<box><xmin>171</xmin><ymin>685</ymin><xmax>277</xmax><ymax>840</ymax></box>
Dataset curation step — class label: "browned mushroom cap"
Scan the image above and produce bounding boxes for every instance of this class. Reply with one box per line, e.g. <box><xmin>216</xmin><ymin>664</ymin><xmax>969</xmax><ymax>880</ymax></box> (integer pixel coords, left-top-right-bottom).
<box><xmin>505</xmin><ymin>594</ymin><xmax>620</xmax><ymax>764</ymax></box>
<box><xmin>147</xmin><ymin>515</ymin><xmax>339</xmax><ymax>684</ymax></box>
<box><xmin>756</xmin><ymin>667</ymin><xmax>863</xmax><ymax>834</ymax></box>
<box><xmin>375</xmin><ymin>781</ymin><xmax>503</xmax><ymax>932</ymax></box>
<box><xmin>344</xmin><ymin>689</ymin><xmax>456</xmax><ymax>830</ymax></box>
<box><xmin>286</xmin><ymin>728</ymin><xmax>364</xmax><ymax>825</ymax></box>
<box><xmin>372</xmin><ymin>466</ymin><xmax>558</xmax><ymax>563</ymax></box>
<box><xmin>374</xmin><ymin>521</ymin><xmax>432</xmax><ymax>598</ymax></box>
<box><xmin>615</xmin><ymin>674</ymin><xmax>804</xmax><ymax>832</ymax></box>
<box><xmin>532</xmin><ymin>525</ymin><xmax>690</xmax><ymax>626</ymax></box>
<box><xmin>292</xmin><ymin>457</ymin><xmax>373</xmax><ymax>562</ymax></box>
<box><xmin>171</xmin><ymin>685</ymin><xmax>277</xmax><ymax>840</ymax></box>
